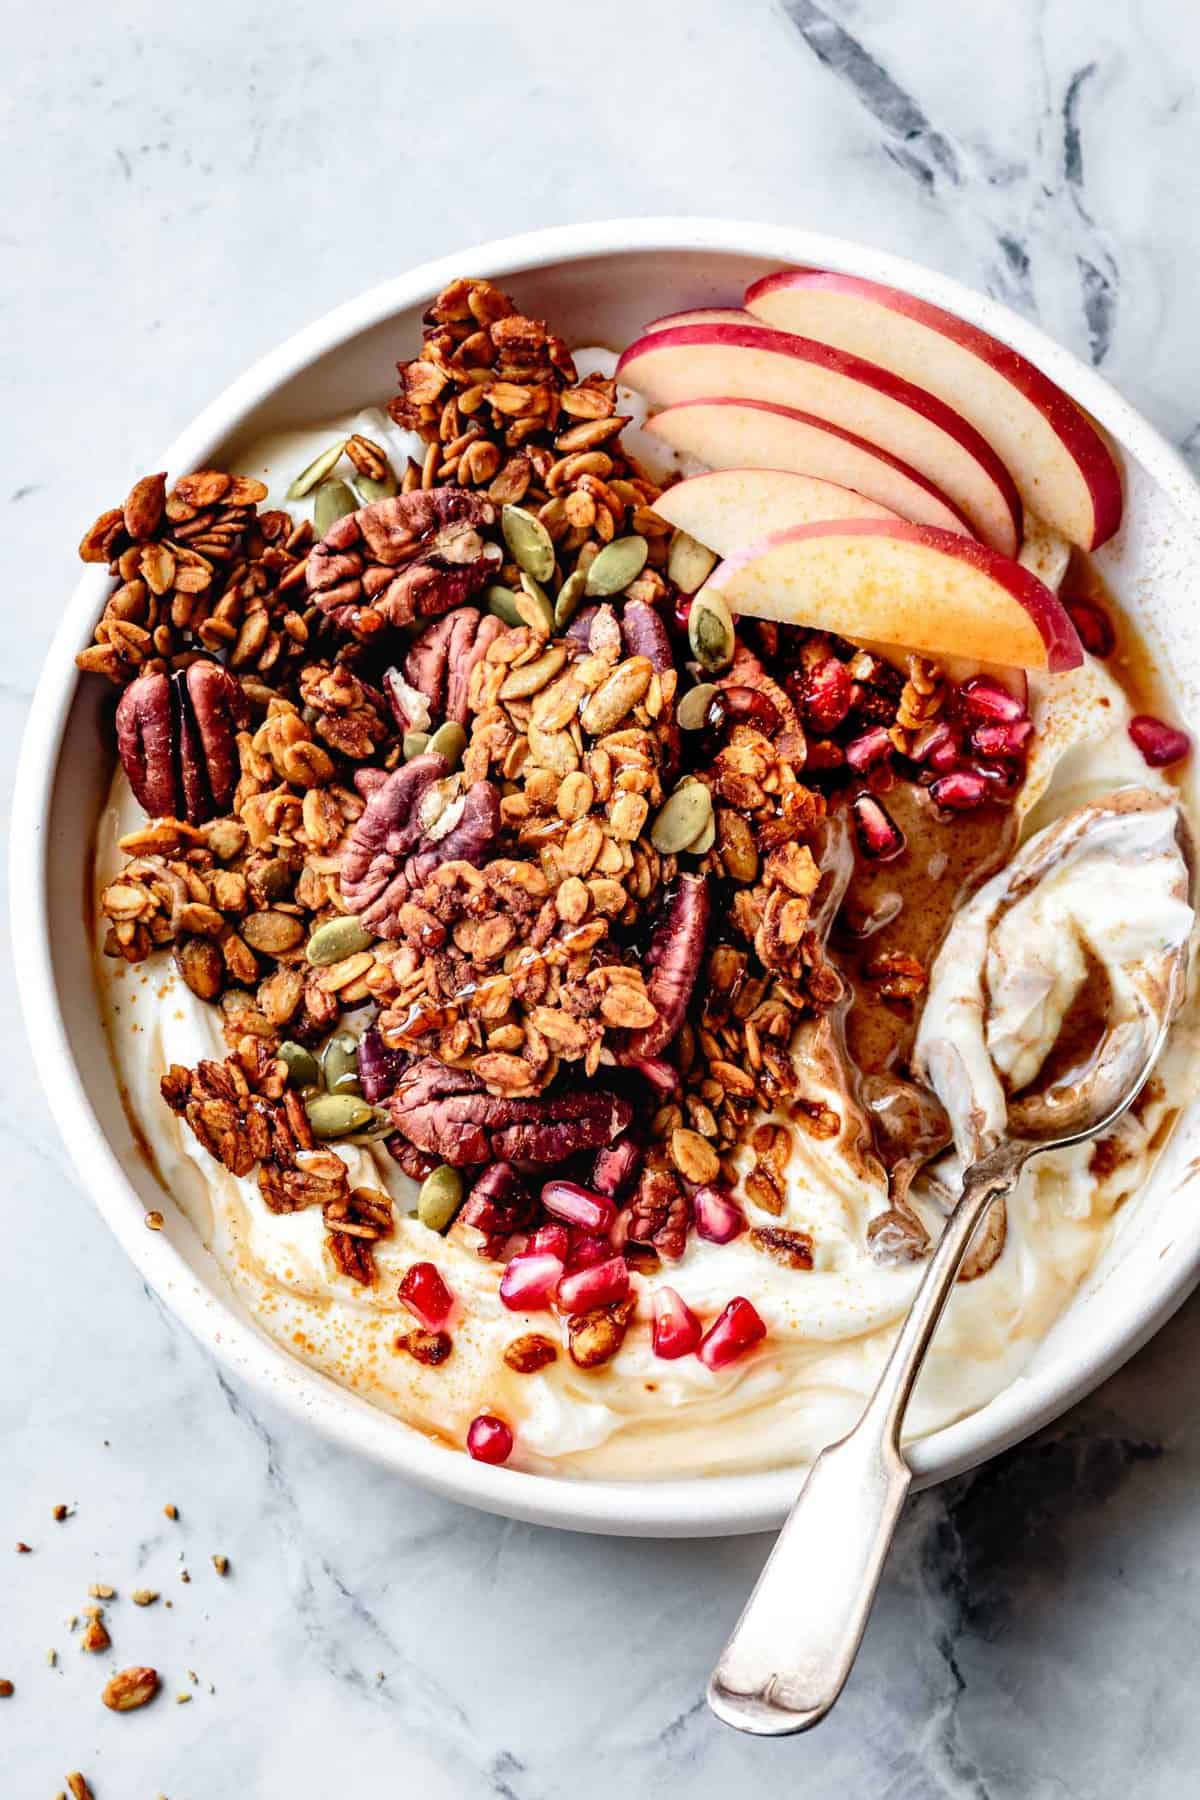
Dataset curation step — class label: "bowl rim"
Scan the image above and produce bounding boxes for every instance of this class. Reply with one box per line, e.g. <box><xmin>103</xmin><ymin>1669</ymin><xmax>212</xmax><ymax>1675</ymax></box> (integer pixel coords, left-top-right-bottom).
<box><xmin>13</xmin><ymin>216</ymin><xmax>1200</xmax><ymax>1537</ymax></box>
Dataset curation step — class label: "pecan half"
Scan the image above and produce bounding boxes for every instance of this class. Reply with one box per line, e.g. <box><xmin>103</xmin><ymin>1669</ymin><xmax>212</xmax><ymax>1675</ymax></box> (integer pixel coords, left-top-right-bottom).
<box><xmin>624</xmin><ymin>1166</ymin><xmax>689</xmax><ymax>1260</ymax></box>
<box><xmin>340</xmin><ymin>754</ymin><xmax>500</xmax><ymax>936</ymax></box>
<box><xmin>749</xmin><ymin>1225</ymin><xmax>815</xmax><ymax>1270</ymax></box>
<box><xmin>388</xmin><ymin>1059</ymin><xmax>631</xmax><ymax>1167</ymax></box>
<box><xmin>115</xmin><ymin>659</ymin><xmax>248</xmax><ymax>824</ymax></box>
<box><xmin>459</xmin><ymin>1161</ymin><xmax>535</xmax><ymax>1254</ymax></box>
<box><xmin>567</xmin><ymin>1297</ymin><xmax>634</xmax><ymax>1369</ymax></box>
<box><xmin>400</xmin><ymin>607</ymin><xmax>507</xmax><ymax>728</ymax></box>
<box><xmin>306</xmin><ymin>489</ymin><xmax>500</xmax><ymax>639</ymax></box>
<box><xmin>614</xmin><ymin>874</ymin><xmax>711</xmax><ymax>1064</ymax></box>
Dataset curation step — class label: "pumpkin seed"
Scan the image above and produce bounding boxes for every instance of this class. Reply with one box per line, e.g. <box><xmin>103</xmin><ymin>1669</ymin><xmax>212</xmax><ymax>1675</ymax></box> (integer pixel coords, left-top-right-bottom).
<box><xmin>651</xmin><ymin>781</ymin><xmax>714</xmax><ymax>855</ymax></box>
<box><xmin>287</xmin><ymin>439</ymin><xmax>347</xmax><ymax>500</ymax></box>
<box><xmin>516</xmin><ymin>572</ymin><xmax>555</xmax><ymax>637</ymax></box>
<box><xmin>667</xmin><ymin>529</ymin><xmax>718</xmax><ymax>595</ymax></box>
<box><xmin>354</xmin><ymin>467</ymin><xmax>399</xmax><ymax>504</ymax></box>
<box><xmin>427</xmin><ymin>721</ymin><xmax>467</xmax><ymax>767</ymax></box>
<box><xmin>417</xmin><ymin>1164</ymin><xmax>464</xmax><ymax>1233</ymax></box>
<box><xmin>685</xmin><ymin>812</ymin><xmax>717</xmax><ymax>855</ymax></box>
<box><xmin>585</xmin><ymin>534</ymin><xmax>648</xmax><ymax>597</ymax></box>
<box><xmin>485</xmin><ymin>584</ymin><xmax>524</xmax><ymax>627</ymax></box>
<box><xmin>321</xmin><ymin>1031</ymin><xmax>362</xmax><ymax>1097</ymax></box>
<box><xmin>305</xmin><ymin>1093</ymin><xmax>375</xmax><ymax>1140</ymax></box>
<box><xmin>306</xmin><ymin>915</ymin><xmax>375</xmax><ymax>967</ymax></box>
<box><xmin>502</xmin><ymin>504</ymin><xmax>555</xmax><ymax>581</ymax></box>
<box><xmin>403</xmin><ymin>730</ymin><xmax>431</xmax><ymax>760</ymax></box>
<box><xmin>688</xmin><ymin>589</ymin><xmax>735</xmax><ymax>673</ymax></box>
<box><xmin>278</xmin><ymin>1040</ymin><xmax>321</xmax><ymax>1089</ymax></box>
<box><xmin>553</xmin><ymin>567</ymin><xmax>588</xmax><ymax>630</ymax></box>
<box><xmin>313</xmin><ymin>479</ymin><xmax>358</xmax><ymax>537</ymax></box>
<box><xmin>676</xmin><ymin>681</ymin><xmax>717</xmax><ymax>731</ymax></box>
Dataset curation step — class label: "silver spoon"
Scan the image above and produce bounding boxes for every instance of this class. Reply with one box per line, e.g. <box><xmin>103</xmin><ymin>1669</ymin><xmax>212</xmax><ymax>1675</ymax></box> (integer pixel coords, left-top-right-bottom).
<box><xmin>707</xmin><ymin>999</ymin><xmax>1180</xmax><ymax>1737</ymax></box>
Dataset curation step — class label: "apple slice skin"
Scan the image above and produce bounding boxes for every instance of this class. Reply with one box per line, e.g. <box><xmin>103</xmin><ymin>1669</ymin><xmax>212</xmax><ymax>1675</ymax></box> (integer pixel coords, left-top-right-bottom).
<box><xmin>704</xmin><ymin>519</ymin><xmax>1083</xmax><ymax>674</ymax></box>
<box><xmin>616</xmin><ymin>322</ymin><xmax>1023</xmax><ymax>555</ymax></box>
<box><xmin>644</xmin><ymin>306</ymin><xmax>756</xmax><ymax>332</ymax></box>
<box><xmin>744</xmin><ymin>268</ymin><xmax>1123</xmax><ymax>549</ymax></box>
<box><xmin>651</xmin><ymin>467</ymin><xmax>901</xmax><ymax>554</ymax></box>
<box><xmin>645</xmin><ymin>396</ymin><xmax>976</xmax><ymax>538</ymax></box>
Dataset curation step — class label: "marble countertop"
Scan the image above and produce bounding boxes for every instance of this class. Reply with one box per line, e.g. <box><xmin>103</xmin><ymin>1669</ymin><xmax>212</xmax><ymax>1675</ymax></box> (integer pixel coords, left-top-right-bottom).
<box><xmin>5</xmin><ymin>1</ymin><xmax>1200</xmax><ymax>1793</ymax></box>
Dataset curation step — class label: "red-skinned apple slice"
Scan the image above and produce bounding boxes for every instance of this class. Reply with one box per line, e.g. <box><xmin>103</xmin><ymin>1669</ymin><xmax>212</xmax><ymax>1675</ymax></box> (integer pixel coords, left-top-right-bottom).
<box><xmin>644</xmin><ymin>397</ymin><xmax>974</xmax><ymax>537</ymax></box>
<box><xmin>703</xmin><ymin>520</ymin><xmax>1083</xmax><ymax>673</ymax></box>
<box><xmin>644</xmin><ymin>306</ymin><xmax>757</xmax><ymax>332</ymax></box>
<box><xmin>616</xmin><ymin>323</ymin><xmax>1021</xmax><ymax>553</ymax></box>
<box><xmin>651</xmin><ymin>466</ymin><xmax>901</xmax><ymax>553</ymax></box>
<box><xmin>744</xmin><ymin>269</ymin><xmax>1122</xmax><ymax>548</ymax></box>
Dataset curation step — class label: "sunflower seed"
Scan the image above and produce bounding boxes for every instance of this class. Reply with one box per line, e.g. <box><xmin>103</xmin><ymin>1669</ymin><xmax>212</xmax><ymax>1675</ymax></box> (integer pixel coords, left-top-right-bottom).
<box><xmin>305</xmin><ymin>1093</ymin><xmax>375</xmax><ymax>1140</ymax></box>
<box><xmin>516</xmin><ymin>572</ymin><xmax>555</xmax><ymax>637</ymax></box>
<box><xmin>502</xmin><ymin>504</ymin><xmax>556</xmax><ymax>581</ymax></box>
<box><xmin>667</xmin><ymin>529</ymin><xmax>718</xmax><ymax>595</ymax></box>
<box><xmin>287</xmin><ymin>440</ymin><xmax>348</xmax><ymax>500</ymax></box>
<box><xmin>427</xmin><ymin>721</ymin><xmax>467</xmax><ymax>767</ymax></box>
<box><xmin>553</xmin><ymin>567</ymin><xmax>588</xmax><ymax>630</ymax></box>
<box><xmin>403</xmin><ymin>730</ymin><xmax>431</xmax><ymax>759</ymax></box>
<box><xmin>321</xmin><ymin>1031</ymin><xmax>362</xmax><ymax>1097</ymax></box>
<box><xmin>313</xmin><ymin>479</ymin><xmax>359</xmax><ymax>537</ymax></box>
<box><xmin>688</xmin><ymin>590</ymin><xmax>735</xmax><ymax>672</ymax></box>
<box><xmin>676</xmin><ymin>681</ymin><xmax>717</xmax><ymax>730</ymax></box>
<box><xmin>651</xmin><ymin>782</ymin><xmax>714</xmax><ymax>855</ymax></box>
<box><xmin>585</xmin><ymin>535</ymin><xmax>648</xmax><ymax>597</ymax></box>
<box><xmin>417</xmin><ymin>1164</ymin><xmax>464</xmax><ymax>1233</ymax></box>
<box><xmin>278</xmin><ymin>1040</ymin><xmax>321</xmax><ymax>1089</ymax></box>
<box><xmin>485</xmin><ymin>584</ymin><xmax>524</xmax><ymax>627</ymax></box>
<box><xmin>306</xmin><ymin>915</ymin><xmax>375</xmax><ymax>967</ymax></box>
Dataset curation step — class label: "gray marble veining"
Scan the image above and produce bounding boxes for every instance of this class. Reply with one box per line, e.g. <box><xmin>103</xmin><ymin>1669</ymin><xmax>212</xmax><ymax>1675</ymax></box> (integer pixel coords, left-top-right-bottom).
<box><xmin>4</xmin><ymin>1</ymin><xmax>1200</xmax><ymax>1793</ymax></box>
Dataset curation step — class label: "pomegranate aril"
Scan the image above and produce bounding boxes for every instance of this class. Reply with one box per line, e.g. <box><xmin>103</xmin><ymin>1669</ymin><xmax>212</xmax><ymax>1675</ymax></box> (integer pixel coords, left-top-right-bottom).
<box><xmin>467</xmin><ymin>1414</ymin><xmax>513</xmax><ymax>1465</ymax></box>
<box><xmin>632</xmin><ymin>1058</ymin><xmax>680</xmax><ymax>1101</ymax></box>
<box><xmin>540</xmin><ymin>1179</ymin><xmax>617</xmax><ymax>1235</ymax></box>
<box><xmin>805</xmin><ymin>739</ymin><xmax>845</xmax><ymax>772</ymax></box>
<box><xmin>592</xmin><ymin>1137</ymin><xmax>644</xmax><ymax>1199</ymax></box>
<box><xmin>909</xmin><ymin>719</ymin><xmax>955</xmax><ymax>765</ymax></box>
<box><xmin>673</xmin><ymin>594</ymin><xmax>693</xmax><ymax>635</ymax></box>
<box><xmin>566</xmin><ymin>1231</ymin><xmax>610</xmax><ymax>1271</ymax></box>
<box><xmin>697</xmin><ymin>1297</ymin><xmax>767</xmax><ymax>1370</ymax></box>
<box><xmin>802</xmin><ymin>656</ymin><xmax>852</xmax><ymax>732</ymax></box>
<box><xmin>556</xmin><ymin>1256</ymin><xmax>630</xmax><ymax>1313</ymax></box>
<box><xmin>528</xmin><ymin>1223</ymin><xmax>570</xmax><ymax>1261</ymax></box>
<box><xmin>971</xmin><ymin>718</ymin><xmax>1033</xmax><ymax>758</ymax></box>
<box><xmin>705</xmin><ymin>684</ymin><xmax>783</xmax><ymax>737</ymax></box>
<box><xmin>693</xmin><ymin>1185</ymin><xmax>747</xmax><ymax>1245</ymax></box>
<box><xmin>1130</xmin><ymin>714</ymin><xmax>1191</xmax><ymax>768</ymax></box>
<box><xmin>845</xmin><ymin>726</ymin><xmax>893</xmax><ymax>772</ymax></box>
<box><xmin>852</xmin><ymin>792</ymin><xmax>905</xmax><ymax>860</ymax></box>
<box><xmin>960</xmin><ymin>676</ymin><xmax>1025</xmax><ymax>723</ymax></box>
<box><xmin>971</xmin><ymin>759</ymin><xmax>1023</xmax><ymax>800</ymax></box>
<box><xmin>1066</xmin><ymin>598</ymin><xmax>1115</xmax><ymax>658</ymax></box>
<box><xmin>652</xmin><ymin>1287</ymin><xmax>703</xmax><ymax>1360</ymax></box>
<box><xmin>398</xmin><ymin>1261</ymin><xmax>454</xmax><ymax>1331</ymax></box>
<box><xmin>499</xmin><ymin>1250</ymin><xmax>564</xmax><ymax>1312</ymax></box>
<box><xmin>930</xmin><ymin>769</ymin><xmax>989</xmax><ymax>809</ymax></box>
<box><xmin>928</xmin><ymin>732</ymin><xmax>961</xmax><ymax>773</ymax></box>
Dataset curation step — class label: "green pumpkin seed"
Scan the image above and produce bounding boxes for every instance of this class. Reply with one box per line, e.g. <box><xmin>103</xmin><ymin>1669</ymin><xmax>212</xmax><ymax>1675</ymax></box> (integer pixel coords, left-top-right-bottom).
<box><xmin>321</xmin><ymin>1031</ymin><xmax>362</xmax><ymax>1097</ymax></box>
<box><xmin>305</xmin><ymin>1093</ymin><xmax>375</xmax><ymax>1140</ymax></box>
<box><xmin>313</xmin><ymin>479</ymin><xmax>359</xmax><ymax>538</ymax></box>
<box><xmin>516</xmin><ymin>572</ymin><xmax>556</xmax><ymax>637</ymax></box>
<box><xmin>685</xmin><ymin>812</ymin><xmax>717</xmax><ymax>856</ymax></box>
<box><xmin>502</xmin><ymin>504</ymin><xmax>556</xmax><ymax>581</ymax></box>
<box><xmin>553</xmin><ymin>567</ymin><xmax>588</xmax><ymax>630</ymax></box>
<box><xmin>306</xmin><ymin>915</ymin><xmax>375</xmax><ymax>967</ymax></box>
<box><xmin>651</xmin><ymin>781</ymin><xmax>714</xmax><ymax>855</ymax></box>
<box><xmin>403</xmin><ymin>730</ymin><xmax>431</xmax><ymax>760</ymax></box>
<box><xmin>676</xmin><ymin>681</ymin><xmax>717</xmax><ymax>731</ymax></box>
<box><xmin>688</xmin><ymin>590</ymin><xmax>735</xmax><ymax>673</ymax></box>
<box><xmin>667</xmin><ymin>529</ymin><xmax>718</xmax><ymax>595</ymax></box>
<box><xmin>585</xmin><ymin>535</ymin><xmax>648</xmax><ymax>598</ymax></box>
<box><xmin>485</xmin><ymin>584</ymin><xmax>524</xmax><ymax>627</ymax></box>
<box><xmin>287</xmin><ymin>439</ymin><xmax>348</xmax><ymax>500</ymax></box>
<box><xmin>427</xmin><ymin>721</ymin><xmax>467</xmax><ymax>767</ymax></box>
<box><xmin>417</xmin><ymin>1164</ymin><xmax>464</xmax><ymax>1233</ymax></box>
<box><xmin>278</xmin><ymin>1040</ymin><xmax>321</xmax><ymax>1089</ymax></box>
<box><xmin>354</xmin><ymin>467</ymin><xmax>399</xmax><ymax>504</ymax></box>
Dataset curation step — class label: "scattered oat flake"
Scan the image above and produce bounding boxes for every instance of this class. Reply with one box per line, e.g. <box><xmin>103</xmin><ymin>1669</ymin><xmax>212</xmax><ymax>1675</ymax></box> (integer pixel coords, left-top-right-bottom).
<box><xmin>80</xmin><ymin>1618</ymin><xmax>111</xmax><ymax>1653</ymax></box>
<box><xmin>15</xmin><ymin>1541</ymin><xmax>31</xmax><ymax>1553</ymax></box>
<box><xmin>176</xmin><ymin>1691</ymin><xmax>192</xmax><ymax>1704</ymax></box>
<box><xmin>132</xmin><ymin>1588</ymin><xmax>159</xmax><ymax>1606</ymax></box>
<box><xmin>145</xmin><ymin>1210</ymin><xmax>164</xmax><ymax>1230</ymax></box>
<box><xmin>211</xmin><ymin>1554</ymin><xmax>229</xmax><ymax>1575</ymax></box>
<box><xmin>88</xmin><ymin>1583</ymin><xmax>115</xmax><ymax>1599</ymax></box>
<box><xmin>102</xmin><ymin>1664</ymin><xmax>159</xmax><ymax>1711</ymax></box>
<box><xmin>180</xmin><ymin>1569</ymin><xmax>190</xmax><ymax>1583</ymax></box>
<box><xmin>0</xmin><ymin>1678</ymin><xmax>13</xmax><ymax>1696</ymax></box>
<box><xmin>47</xmin><ymin>1649</ymin><xmax>58</xmax><ymax>1666</ymax></box>
<box><xmin>53</xmin><ymin>1504</ymin><xmax>71</xmax><ymax>1521</ymax></box>
<box><xmin>163</xmin><ymin>1503</ymin><xmax>178</xmax><ymax>1520</ymax></box>
<box><xmin>67</xmin><ymin>1776</ymin><xmax>95</xmax><ymax>1800</ymax></box>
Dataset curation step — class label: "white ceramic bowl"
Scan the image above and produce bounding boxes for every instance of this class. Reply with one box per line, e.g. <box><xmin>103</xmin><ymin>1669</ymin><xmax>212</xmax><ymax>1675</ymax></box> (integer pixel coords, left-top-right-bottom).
<box><xmin>13</xmin><ymin>220</ymin><xmax>1200</xmax><ymax>1537</ymax></box>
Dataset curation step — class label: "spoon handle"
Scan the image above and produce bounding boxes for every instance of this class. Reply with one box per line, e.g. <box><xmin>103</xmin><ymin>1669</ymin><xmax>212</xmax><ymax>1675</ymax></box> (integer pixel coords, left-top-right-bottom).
<box><xmin>707</xmin><ymin>1150</ymin><xmax>1022</xmax><ymax>1737</ymax></box>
